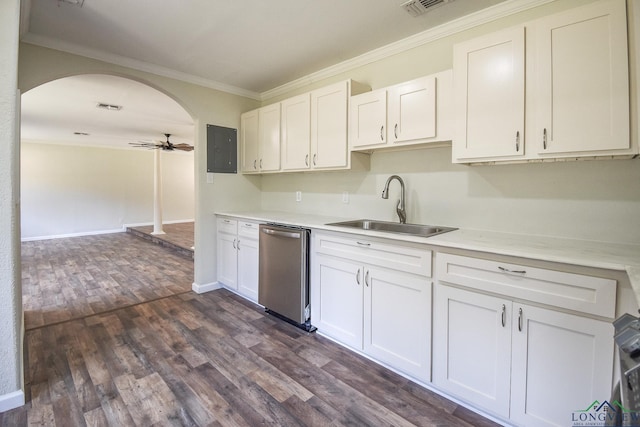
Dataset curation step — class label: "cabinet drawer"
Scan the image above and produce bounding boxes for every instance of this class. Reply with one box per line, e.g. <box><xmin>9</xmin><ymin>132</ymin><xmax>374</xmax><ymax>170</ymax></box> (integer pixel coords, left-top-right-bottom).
<box><xmin>436</xmin><ymin>253</ymin><xmax>616</xmax><ymax>318</ymax></box>
<box><xmin>217</xmin><ymin>217</ymin><xmax>237</xmax><ymax>234</ymax></box>
<box><xmin>314</xmin><ymin>232</ymin><xmax>431</xmax><ymax>277</ymax></box>
<box><xmin>238</xmin><ymin>221</ymin><xmax>260</xmax><ymax>239</ymax></box>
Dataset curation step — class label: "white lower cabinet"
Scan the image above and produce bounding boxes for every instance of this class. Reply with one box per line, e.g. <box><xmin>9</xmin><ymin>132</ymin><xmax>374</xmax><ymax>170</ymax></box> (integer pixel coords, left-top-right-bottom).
<box><xmin>216</xmin><ymin>217</ymin><xmax>260</xmax><ymax>302</ymax></box>
<box><xmin>311</xmin><ymin>232</ymin><xmax>432</xmax><ymax>382</ymax></box>
<box><xmin>433</xmin><ymin>253</ymin><xmax>615</xmax><ymax>426</ymax></box>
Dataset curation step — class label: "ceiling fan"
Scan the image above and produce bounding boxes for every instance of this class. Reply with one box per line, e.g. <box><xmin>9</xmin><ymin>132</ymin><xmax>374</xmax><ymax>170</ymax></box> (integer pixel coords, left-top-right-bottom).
<box><xmin>129</xmin><ymin>133</ymin><xmax>194</xmax><ymax>152</ymax></box>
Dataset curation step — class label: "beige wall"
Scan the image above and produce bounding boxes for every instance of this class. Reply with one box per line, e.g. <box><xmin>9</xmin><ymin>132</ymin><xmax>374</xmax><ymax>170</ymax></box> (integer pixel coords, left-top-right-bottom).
<box><xmin>20</xmin><ymin>142</ymin><xmax>195</xmax><ymax>239</ymax></box>
<box><xmin>259</xmin><ymin>0</ymin><xmax>640</xmax><ymax>244</ymax></box>
<box><xmin>0</xmin><ymin>0</ymin><xmax>23</xmax><ymax>409</ymax></box>
<box><xmin>17</xmin><ymin>42</ymin><xmax>261</xmax><ymax>291</ymax></box>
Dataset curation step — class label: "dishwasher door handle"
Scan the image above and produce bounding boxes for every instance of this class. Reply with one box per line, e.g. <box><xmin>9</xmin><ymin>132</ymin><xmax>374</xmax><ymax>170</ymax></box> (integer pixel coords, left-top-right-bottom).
<box><xmin>261</xmin><ymin>228</ymin><xmax>302</xmax><ymax>239</ymax></box>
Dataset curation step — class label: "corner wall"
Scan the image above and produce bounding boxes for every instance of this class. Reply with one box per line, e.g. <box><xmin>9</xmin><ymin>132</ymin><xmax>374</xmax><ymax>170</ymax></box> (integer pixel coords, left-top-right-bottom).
<box><xmin>20</xmin><ymin>142</ymin><xmax>195</xmax><ymax>240</ymax></box>
<box><xmin>0</xmin><ymin>0</ymin><xmax>24</xmax><ymax>412</ymax></box>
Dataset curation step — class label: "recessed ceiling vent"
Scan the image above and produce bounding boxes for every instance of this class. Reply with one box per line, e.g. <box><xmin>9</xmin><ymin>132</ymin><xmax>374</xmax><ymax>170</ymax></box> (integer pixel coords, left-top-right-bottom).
<box><xmin>401</xmin><ymin>0</ymin><xmax>453</xmax><ymax>17</ymax></box>
<box><xmin>96</xmin><ymin>103</ymin><xmax>122</xmax><ymax>111</ymax></box>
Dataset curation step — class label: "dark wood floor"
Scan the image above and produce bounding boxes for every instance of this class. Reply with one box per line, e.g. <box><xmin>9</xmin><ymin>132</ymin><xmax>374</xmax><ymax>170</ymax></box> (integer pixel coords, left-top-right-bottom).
<box><xmin>22</xmin><ymin>232</ymin><xmax>193</xmax><ymax>330</ymax></box>
<box><xmin>8</xmin><ymin>232</ymin><xmax>500</xmax><ymax>426</ymax></box>
<box><xmin>127</xmin><ymin>222</ymin><xmax>194</xmax><ymax>259</ymax></box>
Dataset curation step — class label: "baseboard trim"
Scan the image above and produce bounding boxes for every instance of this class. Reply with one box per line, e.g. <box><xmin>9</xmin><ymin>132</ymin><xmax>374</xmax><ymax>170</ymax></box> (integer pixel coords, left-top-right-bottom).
<box><xmin>21</xmin><ymin>228</ymin><xmax>124</xmax><ymax>242</ymax></box>
<box><xmin>0</xmin><ymin>390</ymin><xmax>25</xmax><ymax>413</ymax></box>
<box><xmin>192</xmin><ymin>281</ymin><xmax>221</xmax><ymax>294</ymax></box>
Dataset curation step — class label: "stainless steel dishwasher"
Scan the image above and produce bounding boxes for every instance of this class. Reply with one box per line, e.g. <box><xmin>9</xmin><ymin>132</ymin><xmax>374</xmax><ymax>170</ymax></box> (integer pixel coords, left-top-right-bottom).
<box><xmin>258</xmin><ymin>223</ymin><xmax>315</xmax><ymax>331</ymax></box>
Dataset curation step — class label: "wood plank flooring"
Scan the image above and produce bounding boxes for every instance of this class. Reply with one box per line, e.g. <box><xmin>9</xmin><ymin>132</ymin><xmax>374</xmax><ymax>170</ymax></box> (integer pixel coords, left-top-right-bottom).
<box><xmin>127</xmin><ymin>222</ymin><xmax>194</xmax><ymax>259</ymax></box>
<box><xmin>2</xmin><ymin>289</ymin><xmax>500</xmax><ymax>426</ymax></box>
<box><xmin>10</xmin><ymin>232</ymin><xmax>500</xmax><ymax>426</ymax></box>
<box><xmin>22</xmin><ymin>232</ymin><xmax>193</xmax><ymax>330</ymax></box>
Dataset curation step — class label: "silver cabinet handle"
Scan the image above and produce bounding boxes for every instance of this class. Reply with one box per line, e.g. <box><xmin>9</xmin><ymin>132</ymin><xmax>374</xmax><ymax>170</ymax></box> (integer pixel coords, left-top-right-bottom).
<box><xmin>237</xmin><ymin>239</ymin><xmax>241</xmax><ymax>250</ymax></box>
<box><xmin>380</xmin><ymin>126</ymin><xmax>384</xmax><ymax>141</ymax></box>
<box><xmin>515</xmin><ymin>131</ymin><xmax>520</xmax><ymax>152</ymax></box>
<box><xmin>232</xmin><ymin>238</ymin><xmax>236</xmax><ymax>249</ymax></box>
<box><xmin>543</xmin><ymin>128</ymin><xmax>547</xmax><ymax>150</ymax></box>
<box><xmin>253</xmin><ymin>159</ymin><xmax>257</xmax><ymax>170</ymax></box>
<box><xmin>356</xmin><ymin>241</ymin><xmax>371</xmax><ymax>247</ymax></box>
<box><xmin>356</xmin><ymin>268</ymin><xmax>361</xmax><ymax>285</ymax></box>
<box><xmin>313</xmin><ymin>154</ymin><xmax>317</xmax><ymax>166</ymax></box>
<box><xmin>501</xmin><ymin>304</ymin><xmax>506</xmax><ymax>327</ymax></box>
<box><xmin>261</xmin><ymin>228</ymin><xmax>301</xmax><ymax>239</ymax></box>
<box><xmin>498</xmin><ymin>266</ymin><xmax>526</xmax><ymax>275</ymax></box>
<box><xmin>365</xmin><ymin>270</ymin><xmax>370</xmax><ymax>287</ymax></box>
<box><xmin>305</xmin><ymin>154</ymin><xmax>309</xmax><ymax>166</ymax></box>
<box><xmin>394</xmin><ymin>124</ymin><xmax>398</xmax><ymax>139</ymax></box>
<box><xmin>518</xmin><ymin>307</ymin><xmax>523</xmax><ymax>332</ymax></box>
<box><xmin>259</xmin><ymin>158</ymin><xmax>263</xmax><ymax>169</ymax></box>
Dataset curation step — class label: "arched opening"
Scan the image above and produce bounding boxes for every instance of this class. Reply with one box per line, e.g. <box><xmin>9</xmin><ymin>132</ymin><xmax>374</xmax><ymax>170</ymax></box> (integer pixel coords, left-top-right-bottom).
<box><xmin>20</xmin><ymin>73</ymin><xmax>196</xmax><ymax>329</ymax></box>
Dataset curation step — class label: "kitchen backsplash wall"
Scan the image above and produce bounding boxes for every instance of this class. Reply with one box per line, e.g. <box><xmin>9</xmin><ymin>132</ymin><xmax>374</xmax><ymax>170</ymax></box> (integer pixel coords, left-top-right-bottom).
<box><xmin>260</xmin><ymin>146</ymin><xmax>640</xmax><ymax>244</ymax></box>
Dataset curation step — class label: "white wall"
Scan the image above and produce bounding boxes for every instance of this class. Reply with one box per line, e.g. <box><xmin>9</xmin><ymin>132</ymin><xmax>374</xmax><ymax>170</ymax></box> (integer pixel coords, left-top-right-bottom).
<box><xmin>0</xmin><ymin>0</ymin><xmax>24</xmax><ymax>412</ymax></box>
<box><xmin>20</xmin><ymin>142</ymin><xmax>195</xmax><ymax>239</ymax></box>
<box><xmin>260</xmin><ymin>0</ymin><xmax>640</xmax><ymax>245</ymax></box>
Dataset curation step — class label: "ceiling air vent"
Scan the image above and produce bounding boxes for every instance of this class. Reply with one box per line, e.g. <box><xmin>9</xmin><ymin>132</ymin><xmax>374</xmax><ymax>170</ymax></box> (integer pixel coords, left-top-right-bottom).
<box><xmin>401</xmin><ymin>0</ymin><xmax>453</xmax><ymax>17</ymax></box>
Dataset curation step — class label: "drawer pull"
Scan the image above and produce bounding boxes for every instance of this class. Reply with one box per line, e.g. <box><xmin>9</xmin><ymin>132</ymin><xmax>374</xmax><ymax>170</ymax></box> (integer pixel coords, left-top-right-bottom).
<box><xmin>356</xmin><ymin>241</ymin><xmax>371</xmax><ymax>247</ymax></box>
<box><xmin>515</xmin><ymin>130</ymin><xmax>520</xmax><ymax>152</ymax></box>
<box><xmin>501</xmin><ymin>304</ymin><xmax>506</xmax><ymax>327</ymax></box>
<box><xmin>365</xmin><ymin>270</ymin><xmax>370</xmax><ymax>287</ymax></box>
<box><xmin>498</xmin><ymin>266</ymin><xmax>526</xmax><ymax>275</ymax></box>
<box><xmin>356</xmin><ymin>269</ymin><xmax>361</xmax><ymax>285</ymax></box>
<box><xmin>232</xmin><ymin>239</ymin><xmax>237</xmax><ymax>250</ymax></box>
<box><xmin>518</xmin><ymin>308</ymin><xmax>523</xmax><ymax>332</ymax></box>
<box><xmin>380</xmin><ymin>125</ymin><xmax>384</xmax><ymax>141</ymax></box>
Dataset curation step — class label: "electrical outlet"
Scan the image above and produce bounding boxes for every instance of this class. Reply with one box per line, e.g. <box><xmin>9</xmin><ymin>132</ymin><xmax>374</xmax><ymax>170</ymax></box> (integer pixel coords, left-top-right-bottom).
<box><xmin>296</xmin><ymin>191</ymin><xmax>302</xmax><ymax>202</ymax></box>
<box><xmin>342</xmin><ymin>191</ymin><xmax>349</xmax><ymax>204</ymax></box>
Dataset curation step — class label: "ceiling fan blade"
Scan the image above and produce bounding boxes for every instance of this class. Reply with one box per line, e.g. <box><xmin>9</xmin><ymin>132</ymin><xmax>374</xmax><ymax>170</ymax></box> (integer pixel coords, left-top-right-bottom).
<box><xmin>172</xmin><ymin>143</ymin><xmax>194</xmax><ymax>151</ymax></box>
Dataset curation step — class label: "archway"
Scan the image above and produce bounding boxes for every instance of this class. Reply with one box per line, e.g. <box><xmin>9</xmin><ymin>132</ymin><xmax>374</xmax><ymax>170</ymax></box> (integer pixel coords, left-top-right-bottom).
<box><xmin>21</xmin><ymin>73</ymin><xmax>195</xmax><ymax>240</ymax></box>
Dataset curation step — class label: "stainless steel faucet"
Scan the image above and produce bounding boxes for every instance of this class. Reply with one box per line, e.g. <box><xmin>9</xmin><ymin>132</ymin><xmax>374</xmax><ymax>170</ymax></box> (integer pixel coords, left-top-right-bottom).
<box><xmin>382</xmin><ymin>175</ymin><xmax>406</xmax><ymax>224</ymax></box>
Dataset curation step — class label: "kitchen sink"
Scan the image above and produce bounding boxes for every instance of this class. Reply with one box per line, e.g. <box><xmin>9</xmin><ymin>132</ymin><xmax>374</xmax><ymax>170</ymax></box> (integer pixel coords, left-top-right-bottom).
<box><xmin>326</xmin><ymin>219</ymin><xmax>457</xmax><ymax>238</ymax></box>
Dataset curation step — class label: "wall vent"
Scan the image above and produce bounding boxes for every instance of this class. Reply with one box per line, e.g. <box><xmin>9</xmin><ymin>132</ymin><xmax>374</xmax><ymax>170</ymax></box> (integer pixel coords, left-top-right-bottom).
<box><xmin>401</xmin><ymin>0</ymin><xmax>453</xmax><ymax>17</ymax></box>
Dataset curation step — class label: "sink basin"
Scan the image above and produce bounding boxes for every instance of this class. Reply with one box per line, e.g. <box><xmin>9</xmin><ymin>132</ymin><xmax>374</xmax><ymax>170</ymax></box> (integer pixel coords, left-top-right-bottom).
<box><xmin>326</xmin><ymin>219</ymin><xmax>457</xmax><ymax>238</ymax></box>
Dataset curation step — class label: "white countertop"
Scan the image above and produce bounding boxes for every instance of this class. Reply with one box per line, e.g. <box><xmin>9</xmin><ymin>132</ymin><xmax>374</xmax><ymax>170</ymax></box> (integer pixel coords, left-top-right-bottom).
<box><xmin>217</xmin><ymin>210</ymin><xmax>640</xmax><ymax>301</ymax></box>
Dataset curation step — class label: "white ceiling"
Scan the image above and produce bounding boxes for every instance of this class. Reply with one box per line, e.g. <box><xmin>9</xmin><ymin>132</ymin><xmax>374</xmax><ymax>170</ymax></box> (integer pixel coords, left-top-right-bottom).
<box><xmin>19</xmin><ymin>0</ymin><xmax>512</xmax><ymax>149</ymax></box>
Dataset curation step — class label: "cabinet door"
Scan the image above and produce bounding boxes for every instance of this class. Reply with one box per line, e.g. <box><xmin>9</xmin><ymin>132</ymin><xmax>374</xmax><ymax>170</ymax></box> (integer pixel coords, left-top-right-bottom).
<box><xmin>432</xmin><ymin>284</ymin><xmax>511</xmax><ymax>418</ymax></box>
<box><xmin>350</xmin><ymin>89</ymin><xmax>387</xmax><ymax>149</ymax></box>
<box><xmin>510</xmin><ymin>303</ymin><xmax>614</xmax><ymax>427</ymax></box>
<box><xmin>240</xmin><ymin>110</ymin><xmax>259</xmax><ymax>173</ymax></box>
<box><xmin>535</xmin><ymin>0</ymin><xmax>629</xmax><ymax>155</ymax></box>
<box><xmin>258</xmin><ymin>103</ymin><xmax>281</xmax><ymax>172</ymax></box>
<box><xmin>453</xmin><ymin>26</ymin><xmax>525</xmax><ymax>161</ymax></box>
<box><xmin>312</xmin><ymin>255</ymin><xmax>363</xmax><ymax>349</ymax></box>
<box><xmin>387</xmin><ymin>76</ymin><xmax>436</xmax><ymax>144</ymax></box>
<box><xmin>311</xmin><ymin>81</ymin><xmax>348</xmax><ymax>169</ymax></box>
<box><xmin>364</xmin><ymin>267</ymin><xmax>431</xmax><ymax>382</ymax></box>
<box><xmin>217</xmin><ymin>232</ymin><xmax>238</xmax><ymax>290</ymax></box>
<box><xmin>237</xmin><ymin>236</ymin><xmax>259</xmax><ymax>302</ymax></box>
<box><xmin>281</xmin><ymin>94</ymin><xmax>311</xmax><ymax>170</ymax></box>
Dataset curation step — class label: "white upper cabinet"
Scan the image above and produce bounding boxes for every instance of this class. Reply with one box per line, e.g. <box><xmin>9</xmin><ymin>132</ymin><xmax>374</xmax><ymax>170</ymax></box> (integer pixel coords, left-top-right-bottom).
<box><xmin>453</xmin><ymin>26</ymin><xmax>525</xmax><ymax>161</ymax></box>
<box><xmin>240</xmin><ymin>109</ymin><xmax>259</xmax><ymax>173</ymax></box>
<box><xmin>453</xmin><ymin>0</ymin><xmax>634</xmax><ymax>163</ymax></box>
<box><xmin>241</xmin><ymin>80</ymin><xmax>368</xmax><ymax>174</ymax></box>
<box><xmin>535</xmin><ymin>0</ymin><xmax>630</xmax><ymax>156</ymax></box>
<box><xmin>258</xmin><ymin>103</ymin><xmax>281</xmax><ymax>172</ymax></box>
<box><xmin>388</xmin><ymin>75</ymin><xmax>437</xmax><ymax>144</ymax></box>
<box><xmin>350</xmin><ymin>71</ymin><xmax>452</xmax><ymax>151</ymax></box>
<box><xmin>281</xmin><ymin>93</ymin><xmax>311</xmax><ymax>171</ymax></box>
<box><xmin>240</xmin><ymin>103</ymin><xmax>281</xmax><ymax>173</ymax></box>
<box><xmin>350</xmin><ymin>89</ymin><xmax>387</xmax><ymax>149</ymax></box>
<box><xmin>311</xmin><ymin>81</ymin><xmax>350</xmax><ymax>169</ymax></box>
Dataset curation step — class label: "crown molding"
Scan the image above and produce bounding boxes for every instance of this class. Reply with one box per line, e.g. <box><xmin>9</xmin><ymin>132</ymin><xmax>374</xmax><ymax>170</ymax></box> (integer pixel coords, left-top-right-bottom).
<box><xmin>20</xmin><ymin>33</ymin><xmax>262</xmax><ymax>101</ymax></box>
<box><xmin>261</xmin><ymin>0</ymin><xmax>554</xmax><ymax>100</ymax></box>
<box><xmin>20</xmin><ymin>0</ymin><xmax>554</xmax><ymax>102</ymax></box>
